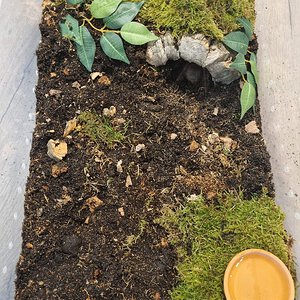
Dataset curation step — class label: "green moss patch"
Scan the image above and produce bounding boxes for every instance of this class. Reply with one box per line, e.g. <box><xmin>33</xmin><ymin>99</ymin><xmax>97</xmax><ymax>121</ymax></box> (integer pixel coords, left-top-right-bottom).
<box><xmin>157</xmin><ymin>192</ymin><xmax>294</xmax><ymax>299</ymax></box>
<box><xmin>137</xmin><ymin>0</ymin><xmax>255</xmax><ymax>39</ymax></box>
<box><xmin>78</xmin><ymin>111</ymin><xmax>125</xmax><ymax>147</ymax></box>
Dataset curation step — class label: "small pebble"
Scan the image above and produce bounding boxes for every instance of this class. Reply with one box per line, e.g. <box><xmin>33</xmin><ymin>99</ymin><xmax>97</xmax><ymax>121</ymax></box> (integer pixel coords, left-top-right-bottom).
<box><xmin>170</xmin><ymin>133</ymin><xmax>177</xmax><ymax>140</ymax></box>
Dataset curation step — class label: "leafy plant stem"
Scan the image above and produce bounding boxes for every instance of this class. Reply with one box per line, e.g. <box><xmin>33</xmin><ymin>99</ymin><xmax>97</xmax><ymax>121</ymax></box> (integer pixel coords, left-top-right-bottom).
<box><xmin>81</xmin><ymin>17</ymin><xmax>120</xmax><ymax>34</ymax></box>
<box><xmin>241</xmin><ymin>74</ymin><xmax>246</xmax><ymax>82</ymax></box>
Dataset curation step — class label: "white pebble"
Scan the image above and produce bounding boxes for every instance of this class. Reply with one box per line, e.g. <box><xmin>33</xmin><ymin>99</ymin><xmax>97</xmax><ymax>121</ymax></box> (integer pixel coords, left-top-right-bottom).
<box><xmin>170</xmin><ymin>133</ymin><xmax>178</xmax><ymax>140</ymax></box>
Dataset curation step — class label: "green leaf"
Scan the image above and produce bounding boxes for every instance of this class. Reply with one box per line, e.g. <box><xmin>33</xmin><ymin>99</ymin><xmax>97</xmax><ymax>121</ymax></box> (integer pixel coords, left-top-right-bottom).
<box><xmin>60</xmin><ymin>14</ymin><xmax>83</xmax><ymax>45</ymax></box>
<box><xmin>237</xmin><ymin>17</ymin><xmax>253</xmax><ymax>40</ymax></box>
<box><xmin>246</xmin><ymin>71</ymin><xmax>256</xmax><ymax>88</ymax></box>
<box><xmin>104</xmin><ymin>2</ymin><xmax>144</xmax><ymax>29</ymax></box>
<box><xmin>76</xmin><ymin>26</ymin><xmax>96</xmax><ymax>72</ymax></box>
<box><xmin>230</xmin><ymin>53</ymin><xmax>247</xmax><ymax>74</ymax></box>
<box><xmin>120</xmin><ymin>22</ymin><xmax>159</xmax><ymax>45</ymax></box>
<box><xmin>249</xmin><ymin>57</ymin><xmax>259</xmax><ymax>84</ymax></box>
<box><xmin>66</xmin><ymin>0</ymin><xmax>84</xmax><ymax>5</ymax></box>
<box><xmin>100</xmin><ymin>32</ymin><xmax>130</xmax><ymax>64</ymax></box>
<box><xmin>223</xmin><ymin>31</ymin><xmax>249</xmax><ymax>55</ymax></box>
<box><xmin>90</xmin><ymin>0</ymin><xmax>122</xmax><ymax>19</ymax></box>
<box><xmin>240</xmin><ymin>82</ymin><xmax>256</xmax><ymax>120</ymax></box>
<box><xmin>250</xmin><ymin>52</ymin><xmax>257</xmax><ymax>62</ymax></box>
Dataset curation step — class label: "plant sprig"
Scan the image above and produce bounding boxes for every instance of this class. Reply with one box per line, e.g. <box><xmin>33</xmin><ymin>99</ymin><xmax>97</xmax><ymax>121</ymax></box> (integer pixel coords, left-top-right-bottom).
<box><xmin>60</xmin><ymin>0</ymin><xmax>158</xmax><ymax>71</ymax></box>
<box><xmin>223</xmin><ymin>18</ymin><xmax>258</xmax><ymax>120</ymax></box>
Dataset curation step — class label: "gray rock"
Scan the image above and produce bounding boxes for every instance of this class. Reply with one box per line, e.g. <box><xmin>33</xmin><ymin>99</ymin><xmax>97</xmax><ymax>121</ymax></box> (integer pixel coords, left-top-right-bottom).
<box><xmin>146</xmin><ymin>38</ymin><xmax>168</xmax><ymax>67</ymax></box>
<box><xmin>146</xmin><ymin>32</ymin><xmax>240</xmax><ymax>84</ymax></box>
<box><xmin>203</xmin><ymin>41</ymin><xmax>230</xmax><ymax>67</ymax></box>
<box><xmin>178</xmin><ymin>34</ymin><xmax>209</xmax><ymax>66</ymax></box>
<box><xmin>146</xmin><ymin>32</ymin><xmax>179</xmax><ymax>67</ymax></box>
<box><xmin>206</xmin><ymin>60</ymin><xmax>240</xmax><ymax>84</ymax></box>
<box><xmin>162</xmin><ymin>32</ymin><xmax>180</xmax><ymax>61</ymax></box>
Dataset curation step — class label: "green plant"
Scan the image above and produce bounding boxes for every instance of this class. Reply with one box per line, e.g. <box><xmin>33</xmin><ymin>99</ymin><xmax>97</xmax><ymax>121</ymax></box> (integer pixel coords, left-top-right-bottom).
<box><xmin>133</xmin><ymin>0</ymin><xmax>255</xmax><ymax>39</ymax></box>
<box><xmin>222</xmin><ymin>18</ymin><xmax>258</xmax><ymax>120</ymax></box>
<box><xmin>78</xmin><ymin>111</ymin><xmax>125</xmax><ymax>147</ymax></box>
<box><xmin>59</xmin><ymin>0</ymin><xmax>158</xmax><ymax>71</ymax></box>
<box><xmin>156</xmin><ymin>192</ymin><xmax>294</xmax><ymax>299</ymax></box>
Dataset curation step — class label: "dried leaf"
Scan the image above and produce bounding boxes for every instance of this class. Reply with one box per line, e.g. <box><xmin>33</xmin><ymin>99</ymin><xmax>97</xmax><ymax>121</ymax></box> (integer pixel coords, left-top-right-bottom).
<box><xmin>126</xmin><ymin>175</ymin><xmax>132</xmax><ymax>188</ymax></box>
<box><xmin>63</xmin><ymin>118</ymin><xmax>77</xmax><ymax>137</ymax></box>
<box><xmin>51</xmin><ymin>164</ymin><xmax>68</xmax><ymax>178</ymax></box>
<box><xmin>56</xmin><ymin>194</ymin><xmax>72</xmax><ymax>207</ymax></box>
<box><xmin>98</xmin><ymin>75</ymin><xmax>111</xmax><ymax>86</ymax></box>
<box><xmin>47</xmin><ymin>139</ymin><xmax>68</xmax><ymax>161</ymax></box>
<box><xmin>85</xmin><ymin>196</ymin><xmax>104</xmax><ymax>213</ymax></box>
<box><xmin>219</xmin><ymin>136</ymin><xmax>237</xmax><ymax>151</ymax></box>
<box><xmin>245</xmin><ymin>120</ymin><xmax>260</xmax><ymax>134</ymax></box>
<box><xmin>189</xmin><ymin>140</ymin><xmax>199</xmax><ymax>152</ymax></box>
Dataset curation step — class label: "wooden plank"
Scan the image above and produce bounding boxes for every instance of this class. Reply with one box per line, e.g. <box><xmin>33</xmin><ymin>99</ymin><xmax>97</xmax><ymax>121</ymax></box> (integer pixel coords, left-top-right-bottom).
<box><xmin>0</xmin><ymin>0</ymin><xmax>41</xmax><ymax>298</ymax></box>
<box><xmin>256</xmin><ymin>0</ymin><xmax>300</xmax><ymax>292</ymax></box>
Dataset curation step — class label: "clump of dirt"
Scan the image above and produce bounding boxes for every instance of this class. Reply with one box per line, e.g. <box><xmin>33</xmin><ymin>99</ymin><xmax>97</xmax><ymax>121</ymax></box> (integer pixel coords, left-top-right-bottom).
<box><xmin>15</xmin><ymin>3</ymin><xmax>273</xmax><ymax>300</ymax></box>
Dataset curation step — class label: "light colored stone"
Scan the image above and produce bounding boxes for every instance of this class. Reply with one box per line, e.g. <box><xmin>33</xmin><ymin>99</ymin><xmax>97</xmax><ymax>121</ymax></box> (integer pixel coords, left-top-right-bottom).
<box><xmin>162</xmin><ymin>32</ymin><xmax>180</xmax><ymax>61</ymax></box>
<box><xmin>203</xmin><ymin>41</ymin><xmax>230</xmax><ymax>67</ymax></box>
<box><xmin>146</xmin><ymin>38</ymin><xmax>168</xmax><ymax>67</ymax></box>
<box><xmin>206</xmin><ymin>60</ymin><xmax>240</xmax><ymax>84</ymax></box>
<box><xmin>178</xmin><ymin>34</ymin><xmax>209</xmax><ymax>66</ymax></box>
<box><xmin>146</xmin><ymin>32</ymin><xmax>179</xmax><ymax>67</ymax></box>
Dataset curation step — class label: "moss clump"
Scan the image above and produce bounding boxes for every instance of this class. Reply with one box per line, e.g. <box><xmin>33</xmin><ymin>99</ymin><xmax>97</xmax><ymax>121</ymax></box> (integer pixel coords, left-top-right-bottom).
<box><xmin>78</xmin><ymin>111</ymin><xmax>125</xmax><ymax>147</ymax></box>
<box><xmin>157</xmin><ymin>192</ymin><xmax>294</xmax><ymax>299</ymax></box>
<box><xmin>136</xmin><ymin>0</ymin><xmax>255</xmax><ymax>39</ymax></box>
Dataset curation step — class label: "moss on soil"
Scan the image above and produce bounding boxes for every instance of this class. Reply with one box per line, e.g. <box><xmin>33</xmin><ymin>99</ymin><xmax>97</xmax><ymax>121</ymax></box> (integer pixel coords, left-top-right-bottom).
<box><xmin>78</xmin><ymin>111</ymin><xmax>125</xmax><ymax>147</ymax></box>
<box><xmin>135</xmin><ymin>0</ymin><xmax>255</xmax><ymax>39</ymax></box>
<box><xmin>157</xmin><ymin>192</ymin><xmax>294</xmax><ymax>299</ymax></box>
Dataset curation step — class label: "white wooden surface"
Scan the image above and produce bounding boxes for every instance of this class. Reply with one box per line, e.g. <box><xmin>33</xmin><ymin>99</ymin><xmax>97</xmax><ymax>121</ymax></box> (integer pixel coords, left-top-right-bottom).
<box><xmin>256</xmin><ymin>0</ymin><xmax>300</xmax><ymax>295</ymax></box>
<box><xmin>0</xmin><ymin>0</ymin><xmax>40</xmax><ymax>298</ymax></box>
<box><xmin>0</xmin><ymin>0</ymin><xmax>299</xmax><ymax>298</ymax></box>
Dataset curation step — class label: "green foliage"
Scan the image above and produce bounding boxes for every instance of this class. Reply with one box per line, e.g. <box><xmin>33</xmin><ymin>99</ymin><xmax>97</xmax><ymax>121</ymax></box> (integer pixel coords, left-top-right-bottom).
<box><xmin>222</xmin><ymin>18</ymin><xmax>258</xmax><ymax>119</ymax></box>
<box><xmin>222</xmin><ymin>31</ymin><xmax>249</xmax><ymax>55</ymax></box>
<box><xmin>60</xmin><ymin>0</ymin><xmax>158</xmax><ymax>71</ymax></box>
<box><xmin>133</xmin><ymin>0</ymin><xmax>255</xmax><ymax>39</ymax></box>
<box><xmin>157</xmin><ymin>193</ymin><xmax>294</xmax><ymax>300</ymax></box>
<box><xmin>103</xmin><ymin>2</ymin><xmax>144</xmax><ymax>29</ymax></box>
<box><xmin>76</xmin><ymin>26</ymin><xmax>96</xmax><ymax>72</ymax></box>
<box><xmin>78</xmin><ymin>111</ymin><xmax>125</xmax><ymax>147</ymax></box>
<box><xmin>120</xmin><ymin>22</ymin><xmax>158</xmax><ymax>45</ymax></box>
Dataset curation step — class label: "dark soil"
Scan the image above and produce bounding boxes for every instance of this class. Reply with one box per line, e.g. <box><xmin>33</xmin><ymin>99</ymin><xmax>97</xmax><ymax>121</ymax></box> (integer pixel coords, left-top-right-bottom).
<box><xmin>15</xmin><ymin>3</ymin><xmax>273</xmax><ymax>300</ymax></box>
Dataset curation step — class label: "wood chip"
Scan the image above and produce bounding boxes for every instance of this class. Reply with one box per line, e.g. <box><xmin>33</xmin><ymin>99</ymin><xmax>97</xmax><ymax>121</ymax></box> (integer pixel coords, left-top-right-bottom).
<box><xmin>118</xmin><ymin>207</ymin><xmax>125</xmax><ymax>216</ymax></box>
<box><xmin>49</xmin><ymin>89</ymin><xmax>62</xmax><ymax>96</ymax></box>
<box><xmin>220</xmin><ymin>136</ymin><xmax>237</xmax><ymax>151</ymax></box>
<box><xmin>51</xmin><ymin>164</ymin><xmax>68</xmax><ymax>178</ymax></box>
<box><xmin>116</xmin><ymin>160</ymin><xmax>123</xmax><ymax>173</ymax></box>
<box><xmin>98</xmin><ymin>75</ymin><xmax>111</xmax><ymax>86</ymax></box>
<box><xmin>63</xmin><ymin>118</ymin><xmax>77</xmax><ymax>137</ymax></box>
<box><xmin>90</xmin><ymin>72</ymin><xmax>102</xmax><ymax>80</ymax></box>
<box><xmin>189</xmin><ymin>140</ymin><xmax>200</xmax><ymax>152</ymax></box>
<box><xmin>71</xmin><ymin>81</ymin><xmax>81</xmax><ymax>89</ymax></box>
<box><xmin>85</xmin><ymin>196</ymin><xmax>104</xmax><ymax>213</ymax></box>
<box><xmin>47</xmin><ymin>139</ymin><xmax>68</xmax><ymax>161</ymax></box>
<box><xmin>135</xmin><ymin>144</ymin><xmax>145</xmax><ymax>152</ymax></box>
<box><xmin>125</xmin><ymin>175</ymin><xmax>132</xmax><ymax>188</ymax></box>
<box><xmin>170</xmin><ymin>133</ymin><xmax>178</xmax><ymax>140</ymax></box>
<box><xmin>103</xmin><ymin>106</ymin><xmax>116</xmax><ymax>117</ymax></box>
<box><xmin>25</xmin><ymin>242</ymin><xmax>33</xmax><ymax>249</ymax></box>
<box><xmin>245</xmin><ymin>120</ymin><xmax>260</xmax><ymax>134</ymax></box>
